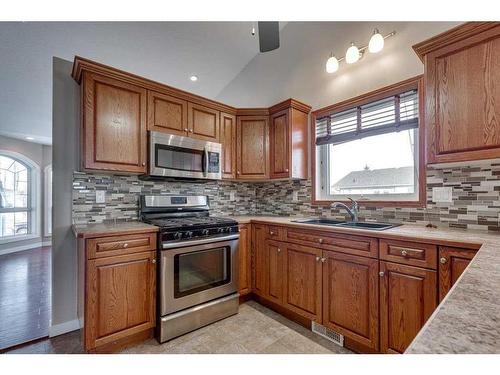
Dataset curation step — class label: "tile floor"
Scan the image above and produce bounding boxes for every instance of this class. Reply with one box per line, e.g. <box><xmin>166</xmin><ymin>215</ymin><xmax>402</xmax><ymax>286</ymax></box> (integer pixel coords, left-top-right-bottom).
<box><xmin>0</xmin><ymin>246</ymin><xmax>51</xmax><ymax>351</ymax></box>
<box><xmin>6</xmin><ymin>301</ymin><xmax>352</xmax><ymax>354</ymax></box>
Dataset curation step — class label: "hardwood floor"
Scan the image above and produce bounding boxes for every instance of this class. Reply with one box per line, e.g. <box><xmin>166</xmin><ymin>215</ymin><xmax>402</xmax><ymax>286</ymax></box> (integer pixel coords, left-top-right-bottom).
<box><xmin>0</xmin><ymin>246</ymin><xmax>51</xmax><ymax>351</ymax></box>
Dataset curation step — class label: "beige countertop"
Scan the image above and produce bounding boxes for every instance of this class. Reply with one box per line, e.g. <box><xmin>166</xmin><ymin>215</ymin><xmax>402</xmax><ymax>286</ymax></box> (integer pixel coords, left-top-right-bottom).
<box><xmin>72</xmin><ymin>221</ymin><xmax>158</xmax><ymax>239</ymax></box>
<box><xmin>230</xmin><ymin>215</ymin><xmax>500</xmax><ymax>354</ymax></box>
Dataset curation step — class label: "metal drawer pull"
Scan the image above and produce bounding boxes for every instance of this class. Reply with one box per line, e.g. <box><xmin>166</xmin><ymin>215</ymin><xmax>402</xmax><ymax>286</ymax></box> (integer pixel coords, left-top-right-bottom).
<box><xmin>321</xmin><ymin>257</ymin><xmax>326</xmax><ymax>263</ymax></box>
<box><xmin>379</xmin><ymin>271</ymin><xmax>385</xmax><ymax>277</ymax></box>
<box><xmin>151</xmin><ymin>258</ymin><xmax>156</xmax><ymax>264</ymax></box>
<box><xmin>318</xmin><ymin>238</ymin><xmax>324</xmax><ymax>244</ymax></box>
<box><xmin>401</xmin><ymin>250</ymin><xmax>408</xmax><ymax>257</ymax></box>
<box><xmin>440</xmin><ymin>257</ymin><xmax>447</xmax><ymax>264</ymax></box>
<box><xmin>270</xmin><ymin>231</ymin><xmax>275</xmax><ymax>235</ymax></box>
<box><xmin>123</xmin><ymin>243</ymin><xmax>129</xmax><ymax>248</ymax></box>
<box><xmin>277</xmin><ymin>248</ymin><xmax>281</xmax><ymax>253</ymax></box>
<box><xmin>316</xmin><ymin>256</ymin><xmax>320</xmax><ymax>262</ymax></box>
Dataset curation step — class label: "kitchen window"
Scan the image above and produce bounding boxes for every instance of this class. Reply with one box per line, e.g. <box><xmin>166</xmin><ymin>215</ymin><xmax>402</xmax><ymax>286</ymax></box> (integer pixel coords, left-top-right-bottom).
<box><xmin>0</xmin><ymin>152</ymin><xmax>38</xmax><ymax>242</ymax></box>
<box><xmin>313</xmin><ymin>77</ymin><xmax>423</xmax><ymax>206</ymax></box>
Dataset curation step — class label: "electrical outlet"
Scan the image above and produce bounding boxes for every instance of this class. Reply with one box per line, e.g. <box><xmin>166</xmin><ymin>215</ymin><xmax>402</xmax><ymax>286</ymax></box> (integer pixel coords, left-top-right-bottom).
<box><xmin>432</xmin><ymin>187</ymin><xmax>452</xmax><ymax>203</ymax></box>
<box><xmin>96</xmin><ymin>190</ymin><xmax>106</xmax><ymax>204</ymax></box>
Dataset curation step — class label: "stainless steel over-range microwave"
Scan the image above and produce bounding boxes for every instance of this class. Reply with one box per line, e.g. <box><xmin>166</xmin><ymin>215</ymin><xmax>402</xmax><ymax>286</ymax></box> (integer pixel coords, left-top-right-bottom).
<box><xmin>147</xmin><ymin>131</ymin><xmax>222</xmax><ymax>180</ymax></box>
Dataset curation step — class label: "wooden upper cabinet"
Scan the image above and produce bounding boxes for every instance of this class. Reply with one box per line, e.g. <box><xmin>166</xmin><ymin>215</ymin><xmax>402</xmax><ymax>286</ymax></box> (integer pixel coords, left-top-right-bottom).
<box><xmin>238</xmin><ymin>224</ymin><xmax>252</xmax><ymax>296</ymax></box>
<box><xmin>236</xmin><ymin>115</ymin><xmax>269</xmax><ymax>179</ymax></box>
<box><xmin>283</xmin><ymin>243</ymin><xmax>322</xmax><ymax>322</ymax></box>
<box><xmin>220</xmin><ymin>112</ymin><xmax>236</xmax><ymax>179</ymax></box>
<box><xmin>270</xmin><ymin>109</ymin><xmax>290</xmax><ymax>178</ymax></box>
<box><xmin>269</xmin><ymin>100</ymin><xmax>310</xmax><ymax>179</ymax></box>
<box><xmin>147</xmin><ymin>90</ymin><xmax>188</xmax><ymax>136</ymax></box>
<box><xmin>82</xmin><ymin>72</ymin><xmax>147</xmax><ymax>173</ymax></box>
<box><xmin>379</xmin><ymin>261</ymin><xmax>437</xmax><ymax>354</ymax></box>
<box><xmin>414</xmin><ymin>22</ymin><xmax>500</xmax><ymax>163</ymax></box>
<box><xmin>86</xmin><ymin>251</ymin><xmax>156</xmax><ymax>350</ymax></box>
<box><xmin>438</xmin><ymin>246</ymin><xmax>478</xmax><ymax>302</ymax></box>
<box><xmin>188</xmin><ymin>102</ymin><xmax>220</xmax><ymax>142</ymax></box>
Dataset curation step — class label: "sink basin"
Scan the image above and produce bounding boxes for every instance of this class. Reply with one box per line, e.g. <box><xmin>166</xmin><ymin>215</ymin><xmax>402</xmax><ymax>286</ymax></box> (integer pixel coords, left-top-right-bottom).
<box><xmin>336</xmin><ymin>222</ymin><xmax>399</xmax><ymax>231</ymax></box>
<box><xmin>291</xmin><ymin>218</ymin><xmax>346</xmax><ymax>226</ymax></box>
<box><xmin>291</xmin><ymin>218</ymin><xmax>399</xmax><ymax>231</ymax></box>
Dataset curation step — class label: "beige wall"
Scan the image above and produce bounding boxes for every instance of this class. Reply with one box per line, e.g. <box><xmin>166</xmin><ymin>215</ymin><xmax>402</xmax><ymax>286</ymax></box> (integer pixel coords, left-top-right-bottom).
<box><xmin>0</xmin><ymin>135</ymin><xmax>52</xmax><ymax>253</ymax></box>
<box><xmin>216</xmin><ymin>22</ymin><xmax>461</xmax><ymax>110</ymax></box>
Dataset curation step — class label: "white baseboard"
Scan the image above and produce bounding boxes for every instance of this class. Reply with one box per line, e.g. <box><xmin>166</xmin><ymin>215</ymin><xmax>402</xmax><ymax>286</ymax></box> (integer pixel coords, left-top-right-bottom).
<box><xmin>49</xmin><ymin>319</ymin><xmax>81</xmax><ymax>337</ymax></box>
<box><xmin>0</xmin><ymin>241</ymin><xmax>47</xmax><ymax>256</ymax></box>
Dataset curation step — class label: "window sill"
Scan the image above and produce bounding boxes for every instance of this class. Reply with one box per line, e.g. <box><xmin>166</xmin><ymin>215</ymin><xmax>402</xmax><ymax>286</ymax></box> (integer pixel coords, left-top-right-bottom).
<box><xmin>0</xmin><ymin>234</ymin><xmax>39</xmax><ymax>245</ymax></box>
<box><xmin>312</xmin><ymin>198</ymin><xmax>425</xmax><ymax>208</ymax></box>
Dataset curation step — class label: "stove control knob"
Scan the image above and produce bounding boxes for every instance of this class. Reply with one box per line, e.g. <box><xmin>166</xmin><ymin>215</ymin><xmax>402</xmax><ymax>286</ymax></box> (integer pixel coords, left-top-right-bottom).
<box><xmin>218</xmin><ymin>228</ymin><xmax>224</xmax><ymax>234</ymax></box>
<box><xmin>202</xmin><ymin>229</ymin><xmax>210</xmax><ymax>236</ymax></box>
<box><xmin>186</xmin><ymin>231</ymin><xmax>193</xmax><ymax>238</ymax></box>
<box><xmin>174</xmin><ymin>232</ymin><xmax>182</xmax><ymax>240</ymax></box>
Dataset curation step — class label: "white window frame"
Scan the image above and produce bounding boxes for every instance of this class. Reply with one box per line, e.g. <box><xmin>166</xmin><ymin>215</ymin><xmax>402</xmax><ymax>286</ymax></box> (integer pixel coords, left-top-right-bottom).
<box><xmin>315</xmin><ymin>128</ymin><xmax>420</xmax><ymax>203</ymax></box>
<box><xmin>0</xmin><ymin>150</ymin><xmax>40</xmax><ymax>245</ymax></box>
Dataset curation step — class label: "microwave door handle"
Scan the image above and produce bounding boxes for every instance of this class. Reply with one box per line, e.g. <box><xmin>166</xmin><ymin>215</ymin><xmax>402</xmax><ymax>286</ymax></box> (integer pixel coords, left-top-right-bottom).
<box><xmin>203</xmin><ymin>148</ymin><xmax>209</xmax><ymax>177</ymax></box>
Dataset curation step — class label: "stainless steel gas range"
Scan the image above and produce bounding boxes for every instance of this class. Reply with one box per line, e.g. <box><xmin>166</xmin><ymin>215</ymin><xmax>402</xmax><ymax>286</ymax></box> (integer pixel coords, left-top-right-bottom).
<box><xmin>140</xmin><ymin>195</ymin><xmax>239</xmax><ymax>343</ymax></box>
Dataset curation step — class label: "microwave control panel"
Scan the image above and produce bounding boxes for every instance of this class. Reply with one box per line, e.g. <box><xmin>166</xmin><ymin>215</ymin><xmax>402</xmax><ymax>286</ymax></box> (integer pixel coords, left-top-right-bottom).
<box><xmin>207</xmin><ymin>152</ymin><xmax>220</xmax><ymax>173</ymax></box>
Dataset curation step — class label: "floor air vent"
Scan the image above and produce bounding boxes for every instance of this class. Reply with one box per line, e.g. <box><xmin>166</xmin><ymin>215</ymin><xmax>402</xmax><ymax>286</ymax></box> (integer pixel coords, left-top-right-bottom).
<box><xmin>311</xmin><ymin>322</ymin><xmax>344</xmax><ymax>347</ymax></box>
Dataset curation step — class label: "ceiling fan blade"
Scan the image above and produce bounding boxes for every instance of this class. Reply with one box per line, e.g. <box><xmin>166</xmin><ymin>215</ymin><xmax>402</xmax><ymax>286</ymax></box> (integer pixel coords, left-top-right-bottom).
<box><xmin>258</xmin><ymin>21</ymin><xmax>280</xmax><ymax>52</ymax></box>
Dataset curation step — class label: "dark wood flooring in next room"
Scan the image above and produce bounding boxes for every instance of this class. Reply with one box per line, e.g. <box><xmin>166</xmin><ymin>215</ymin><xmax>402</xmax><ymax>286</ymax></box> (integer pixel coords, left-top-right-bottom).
<box><xmin>0</xmin><ymin>246</ymin><xmax>51</xmax><ymax>351</ymax></box>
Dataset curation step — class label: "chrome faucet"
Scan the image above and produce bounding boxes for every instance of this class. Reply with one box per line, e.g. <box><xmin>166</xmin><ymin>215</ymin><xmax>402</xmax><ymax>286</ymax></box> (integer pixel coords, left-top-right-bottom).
<box><xmin>331</xmin><ymin>198</ymin><xmax>359</xmax><ymax>222</ymax></box>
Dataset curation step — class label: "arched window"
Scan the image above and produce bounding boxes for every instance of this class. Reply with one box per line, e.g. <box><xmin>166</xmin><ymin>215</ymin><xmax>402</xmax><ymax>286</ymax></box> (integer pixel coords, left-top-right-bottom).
<box><xmin>0</xmin><ymin>152</ymin><xmax>38</xmax><ymax>240</ymax></box>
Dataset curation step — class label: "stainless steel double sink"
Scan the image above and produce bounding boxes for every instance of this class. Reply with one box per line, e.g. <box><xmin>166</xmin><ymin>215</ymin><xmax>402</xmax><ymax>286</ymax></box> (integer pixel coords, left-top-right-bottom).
<box><xmin>291</xmin><ymin>218</ymin><xmax>399</xmax><ymax>231</ymax></box>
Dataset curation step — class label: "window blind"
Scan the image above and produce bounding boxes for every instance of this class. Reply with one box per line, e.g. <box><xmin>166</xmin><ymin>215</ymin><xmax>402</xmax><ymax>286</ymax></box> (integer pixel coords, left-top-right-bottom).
<box><xmin>315</xmin><ymin>89</ymin><xmax>419</xmax><ymax>146</ymax></box>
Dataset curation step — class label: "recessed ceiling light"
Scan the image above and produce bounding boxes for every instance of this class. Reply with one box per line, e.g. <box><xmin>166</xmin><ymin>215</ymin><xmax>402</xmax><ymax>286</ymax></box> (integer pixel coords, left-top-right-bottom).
<box><xmin>190</xmin><ymin>75</ymin><xmax>198</xmax><ymax>82</ymax></box>
<box><xmin>25</xmin><ymin>136</ymin><xmax>34</xmax><ymax>141</ymax></box>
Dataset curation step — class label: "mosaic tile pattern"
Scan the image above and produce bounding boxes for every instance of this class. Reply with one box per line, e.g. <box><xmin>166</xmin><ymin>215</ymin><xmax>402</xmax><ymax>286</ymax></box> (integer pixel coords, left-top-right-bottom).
<box><xmin>72</xmin><ymin>161</ymin><xmax>500</xmax><ymax>231</ymax></box>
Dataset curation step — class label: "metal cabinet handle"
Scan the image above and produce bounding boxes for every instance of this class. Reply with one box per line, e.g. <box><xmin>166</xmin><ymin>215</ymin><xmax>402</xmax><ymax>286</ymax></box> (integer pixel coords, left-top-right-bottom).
<box><xmin>189</xmin><ymin>129</ymin><xmax>193</xmax><ymax>133</ymax></box>
<box><xmin>379</xmin><ymin>271</ymin><xmax>385</xmax><ymax>277</ymax></box>
<box><xmin>237</xmin><ymin>171</ymin><xmax>240</xmax><ymax>175</ymax></box>
<box><xmin>123</xmin><ymin>243</ymin><xmax>128</xmax><ymax>248</ymax></box>
<box><xmin>321</xmin><ymin>257</ymin><xmax>326</xmax><ymax>263</ymax></box>
<box><xmin>142</xmin><ymin>162</ymin><xmax>146</xmax><ymax>166</ymax></box>
<box><xmin>184</xmin><ymin>128</ymin><xmax>188</xmax><ymax>132</ymax></box>
<box><xmin>270</xmin><ymin>231</ymin><xmax>275</xmax><ymax>235</ymax></box>
<box><xmin>285</xmin><ymin>168</ymin><xmax>289</xmax><ymax>173</ymax></box>
<box><xmin>440</xmin><ymin>257</ymin><xmax>447</xmax><ymax>264</ymax></box>
<box><xmin>401</xmin><ymin>250</ymin><xmax>408</xmax><ymax>257</ymax></box>
<box><xmin>316</xmin><ymin>256</ymin><xmax>320</xmax><ymax>262</ymax></box>
<box><xmin>318</xmin><ymin>238</ymin><xmax>324</xmax><ymax>244</ymax></box>
<box><xmin>151</xmin><ymin>258</ymin><xmax>156</xmax><ymax>264</ymax></box>
<box><xmin>277</xmin><ymin>248</ymin><xmax>281</xmax><ymax>253</ymax></box>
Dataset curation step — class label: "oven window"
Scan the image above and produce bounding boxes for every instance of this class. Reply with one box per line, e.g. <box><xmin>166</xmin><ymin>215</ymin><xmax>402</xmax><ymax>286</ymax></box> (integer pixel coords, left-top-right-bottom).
<box><xmin>174</xmin><ymin>246</ymin><xmax>231</xmax><ymax>298</ymax></box>
<box><xmin>156</xmin><ymin>144</ymin><xmax>203</xmax><ymax>172</ymax></box>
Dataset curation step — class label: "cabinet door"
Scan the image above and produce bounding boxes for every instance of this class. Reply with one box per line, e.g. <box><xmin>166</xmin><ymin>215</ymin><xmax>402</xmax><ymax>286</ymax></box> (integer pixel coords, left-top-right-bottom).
<box><xmin>438</xmin><ymin>246</ymin><xmax>477</xmax><ymax>302</ymax></box>
<box><xmin>266</xmin><ymin>240</ymin><xmax>284</xmax><ymax>304</ymax></box>
<box><xmin>236</xmin><ymin>116</ymin><xmax>269</xmax><ymax>179</ymax></box>
<box><xmin>252</xmin><ymin>224</ymin><xmax>268</xmax><ymax>296</ymax></box>
<box><xmin>270</xmin><ymin>109</ymin><xmax>290</xmax><ymax>178</ymax></box>
<box><xmin>380</xmin><ymin>261</ymin><xmax>437</xmax><ymax>354</ymax></box>
<box><xmin>187</xmin><ymin>102</ymin><xmax>220</xmax><ymax>141</ymax></box>
<box><xmin>86</xmin><ymin>251</ymin><xmax>156</xmax><ymax>350</ymax></box>
<box><xmin>82</xmin><ymin>72</ymin><xmax>147</xmax><ymax>173</ymax></box>
<box><xmin>238</xmin><ymin>224</ymin><xmax>252</xmax><ymax>296</ymax></box>
<box><xmin>322</xmin><ymin>250</ymin><xmax>379</xmax><ymax>351</ymax></box>
<box><xmin>283</xmin><ymin>243</ymin><xmax>322</xmax><ymax>322</ymax></box>
<box><xmin>220</xmin><ymin>112</ymin><xmax>236</xmax><ymax>179</ymax></box>
<box><xmin>147</xmin><ymin>90</ymin><xmax>188</xmax><ymax>136</ymax></box>
<box><xmin>425</xmin><ymin>25</ymin><xmax>500</xmax><ymax>163</ymax></box>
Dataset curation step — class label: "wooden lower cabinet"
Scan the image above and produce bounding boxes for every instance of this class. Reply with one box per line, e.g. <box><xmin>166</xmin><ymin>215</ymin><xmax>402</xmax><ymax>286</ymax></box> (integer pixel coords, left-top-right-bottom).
<box><xmin>283</xmin><ymin>244</ymin><xmax>322</xmax><ymax>322</ymax></box>
<box><xmin>86</xmin><ymin>251</ymin><xmax>156</xmax><ymax>351</ymax></box>
<box><xmin>266</xmin><ymin>240</ymin><xmax>285</xmax><ymax>304</ymax></box>
<box><xmin>322</xmin><ymin>250</ymin><xmax>379</xmax><ymax>351</ymax></box>
<box><xmin>238</xmin><ymin>224</ymin><xmax>251</xmax><ymax>296</ymax></box>
<box><xmin>252</xmin><ymin>224</ymin><xmax>268</xmax><ymax>297</ymax></box>
<box><xmin>438</xmin><ymin>246</ymin><xmax>478</xmax><ymax>302</ymax></box>
<box><xmin>379</xmin><ymin>261</ymin><xmax>437</xmax><ymax>353</ymax></box>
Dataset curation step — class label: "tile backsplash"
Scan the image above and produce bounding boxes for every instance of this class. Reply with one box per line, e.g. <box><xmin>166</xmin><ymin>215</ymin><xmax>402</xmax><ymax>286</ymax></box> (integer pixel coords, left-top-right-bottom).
<box><xmin>73</xmin><ymin>161</ymin><xmax>500</xmax><ymax>232</ymax></box>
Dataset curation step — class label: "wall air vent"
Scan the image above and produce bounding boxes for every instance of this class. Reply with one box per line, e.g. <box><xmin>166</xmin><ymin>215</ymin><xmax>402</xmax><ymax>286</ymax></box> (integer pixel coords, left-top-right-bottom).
<box><xmin>311</xmin><ymin>322</ymin><xmax>344</xmax><ymax>347</ymax></box>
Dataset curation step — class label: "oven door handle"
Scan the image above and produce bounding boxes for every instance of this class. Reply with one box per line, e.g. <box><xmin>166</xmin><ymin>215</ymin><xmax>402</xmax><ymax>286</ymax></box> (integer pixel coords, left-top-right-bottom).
<box><xmin>162</xmin><ymin>233</ymin><xmax>239</xmax><ymax>249</ymax></box>
<box><xmin>202</xmin><ymin>148</ymin><xmax>209</xmax><ymax>177</ymax></box>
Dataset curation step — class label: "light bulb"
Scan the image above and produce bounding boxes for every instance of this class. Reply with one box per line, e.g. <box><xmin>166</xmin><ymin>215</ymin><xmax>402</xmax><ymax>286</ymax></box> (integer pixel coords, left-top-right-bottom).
<box><xmin>190</xmin><ymin>75</ymin><xmax>198</xmax><ymax>82</ymax></box>
<box><xmin>326</xmin><ymin>54</ymin><xmax>339</xmax><ymax>73</ymax></box>
<box><xmin>345</xmin><ymin>43</ymin><xmax>360</xmax><ymax>64</ymax></box>
<box><xmin>368</xmin><ymin>29</ymin><xmax>384</xmax><ymax>53</ymax></box>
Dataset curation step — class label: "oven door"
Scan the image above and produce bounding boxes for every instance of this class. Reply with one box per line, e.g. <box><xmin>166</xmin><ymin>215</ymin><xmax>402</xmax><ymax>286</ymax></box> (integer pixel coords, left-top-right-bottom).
<box><xmin>160</xmin><ymin>234</ymin><xmax>239</xmax><ymax>315</ymax></box>
<box><xmin>149</xmin><ymin>131</ymin><xmax>221</xmax><ymax>180</ymax></box>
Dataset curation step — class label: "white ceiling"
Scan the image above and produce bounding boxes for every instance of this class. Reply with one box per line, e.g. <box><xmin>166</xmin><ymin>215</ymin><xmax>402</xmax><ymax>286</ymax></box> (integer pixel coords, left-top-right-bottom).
<box><xmin>0</xmin><ymin>22</ymin><xmax>284</xmax><ymax>144</ymax></box>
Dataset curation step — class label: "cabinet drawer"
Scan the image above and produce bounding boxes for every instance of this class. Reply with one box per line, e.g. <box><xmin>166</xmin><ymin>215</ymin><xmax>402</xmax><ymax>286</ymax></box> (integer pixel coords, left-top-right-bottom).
<box><xmin>285</xmin><ymin>228</ymin><xmax>378</xmax><ymax>258</ymax></box>
<box><xmin>267</xmin><ymin>225</ymin><xmax>284</xmax><ymax>241</ymax></box>
<box><xmin>87</xmin><ymin>233</ymin><xmax>156</xmax><ymax>259</ymax></box>
<box><xmin>380</xmin><ymin>239</ymin><xmax>437</xmax><ymax>269</ymax></box>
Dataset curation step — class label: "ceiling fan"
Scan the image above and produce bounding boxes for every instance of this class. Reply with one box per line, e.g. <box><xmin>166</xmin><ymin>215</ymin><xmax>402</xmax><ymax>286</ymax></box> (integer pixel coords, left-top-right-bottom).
<box><xmin>253</xmin><ymin>22</ymin><xmax>280</xmax><ymax>52</ymax></box>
